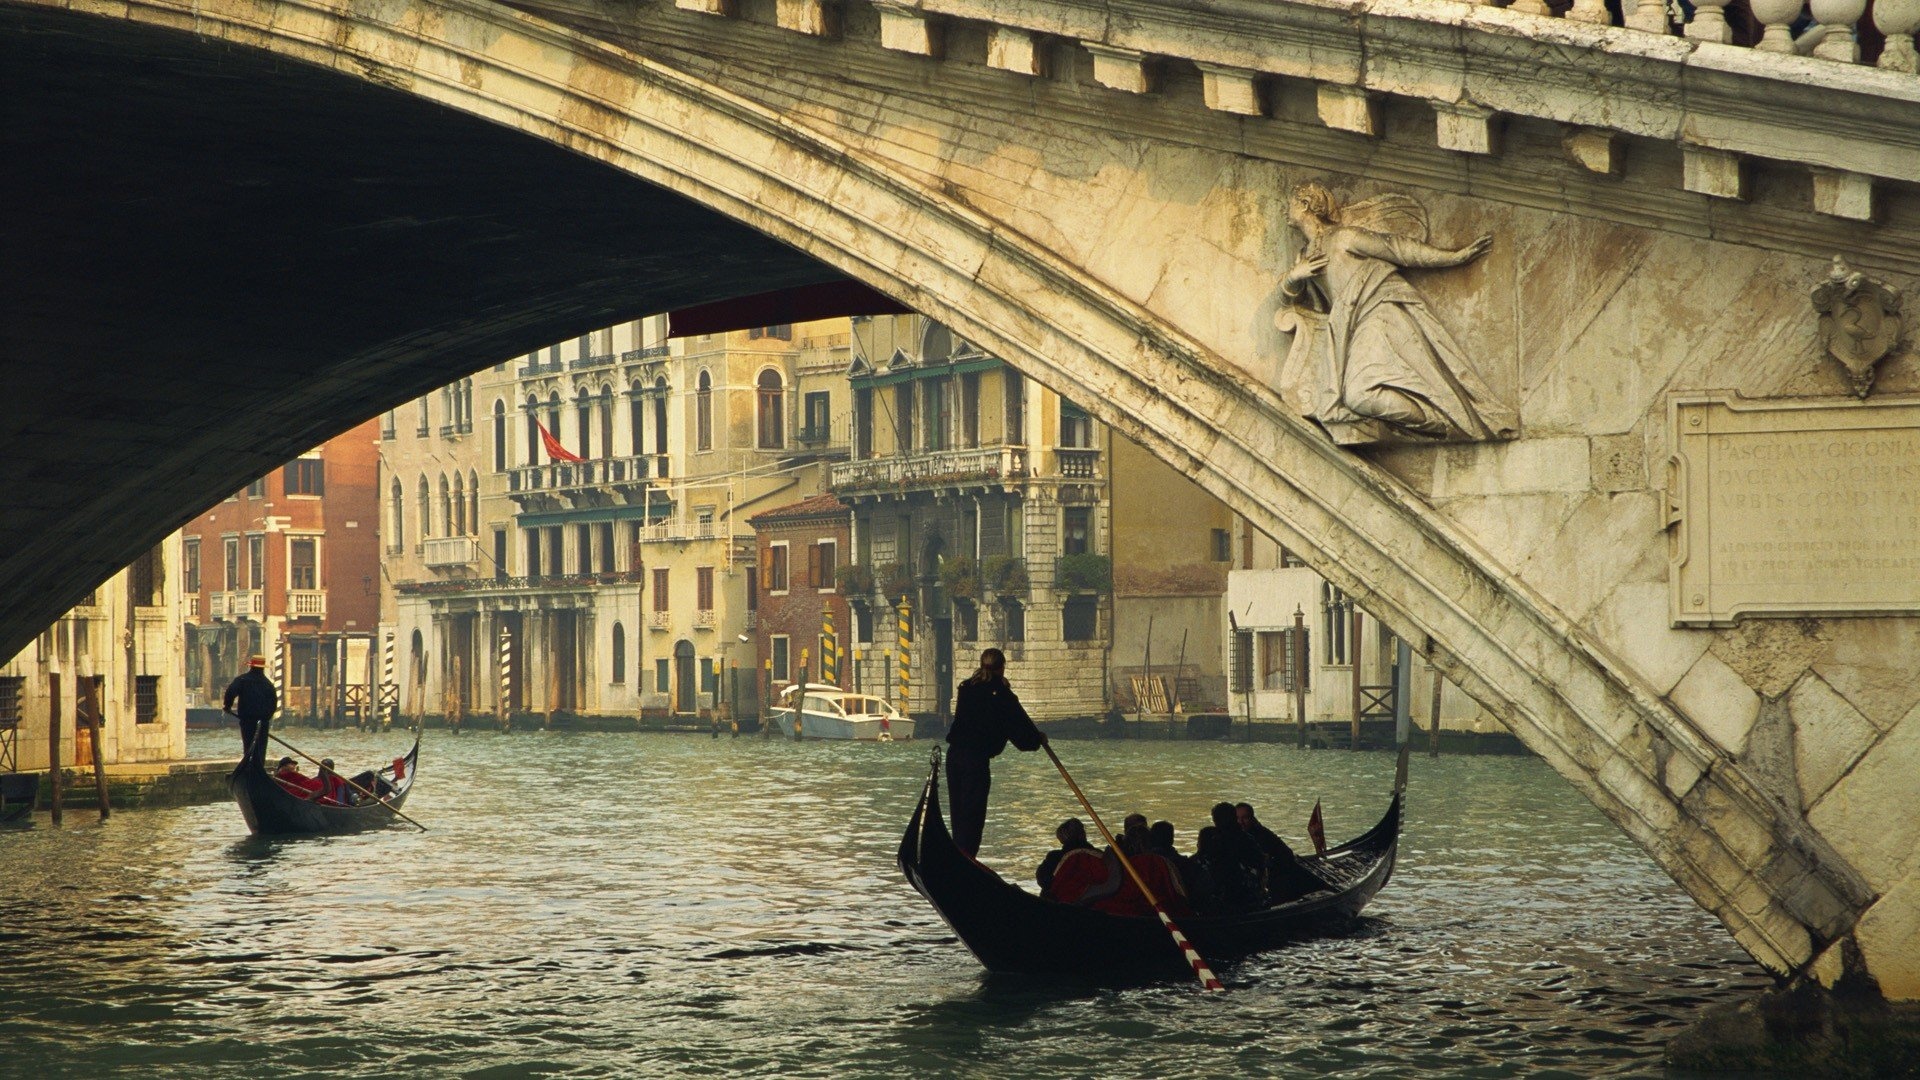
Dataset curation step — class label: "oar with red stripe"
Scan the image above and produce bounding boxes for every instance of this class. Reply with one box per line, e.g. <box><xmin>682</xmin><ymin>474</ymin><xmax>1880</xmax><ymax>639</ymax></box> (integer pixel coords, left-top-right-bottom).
<box><xmin>1041</xmin><ymin>741</ymin><xmax>1225</xmax><ymax>992</ymax></box>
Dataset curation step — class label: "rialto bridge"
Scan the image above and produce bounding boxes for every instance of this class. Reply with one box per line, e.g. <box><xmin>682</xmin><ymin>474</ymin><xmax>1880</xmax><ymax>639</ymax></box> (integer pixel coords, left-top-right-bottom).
<box><xmin>3</xmin><ymin>0</ymin><xmax>1918</xmax><ymax>998</ymax></box>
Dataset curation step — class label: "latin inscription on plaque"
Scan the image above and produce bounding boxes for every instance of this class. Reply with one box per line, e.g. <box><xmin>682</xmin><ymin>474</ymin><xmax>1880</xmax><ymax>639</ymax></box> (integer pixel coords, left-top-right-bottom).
<box><xmin>1669</xmin><ymin>394</ymin><xmax>1920</xmax><ymax>626</ymax></box>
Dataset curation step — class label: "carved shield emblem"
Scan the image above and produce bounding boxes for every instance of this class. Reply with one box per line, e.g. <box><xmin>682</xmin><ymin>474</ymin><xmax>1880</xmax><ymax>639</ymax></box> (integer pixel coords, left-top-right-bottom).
<box><xmin>1812</xmin><ymin>257</ymin><xmax>1903</xmax><ymax>399</ymax></box>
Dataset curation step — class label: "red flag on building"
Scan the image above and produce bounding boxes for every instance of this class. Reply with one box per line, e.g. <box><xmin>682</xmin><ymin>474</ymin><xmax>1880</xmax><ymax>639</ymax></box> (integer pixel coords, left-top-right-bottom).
<box><xmin>1307</xmin><ymin>799</ymin><xmax>1327</xmax><ymax>856</ymax></box>
<box><xmin>536</xmin><ymin>419</ymin><xmax>584</xmax><ymax>464</ymax></box>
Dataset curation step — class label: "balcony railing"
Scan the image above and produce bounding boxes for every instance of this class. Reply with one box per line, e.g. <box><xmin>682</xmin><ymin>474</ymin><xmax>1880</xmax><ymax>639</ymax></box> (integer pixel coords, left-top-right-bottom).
<box><xmin>185</xmin><ymin>594</ymin><xmax>201</xmax><ymax>620</ymax></box>
<box><xmin>621</xmin><ymin>345</ymin><xmax>670</xmax><ymax>362</ymax></box>
<box><xmin>1055</xmin><ymin>447</ymin><xmax>1101</xmax><ymax>479</ymax></box>
<box><xmin>1479</xmin><ymin>0</ymin><xmax>1916</xmax><ymax>73</ymax></box>
<box><xmin>438</xmin><ymin>421</ymin><xmax>474</xmax><ymax>438</ymax></box>
<box><xmin>287</xmin><ymin>590</ymin><xmax>327</xmax><ymax>619</ymax></box>
<box><xmin>694</xmin><ymin>609</ymin><xmax>716</xmax><ymax>629</ymax></box>
<box><xmin>830</xmin><ymin>445</ymin><xmax>1028</xmax><ymax>491</ymax></box>
<box><xmin>649</xmin><ymin>610</ymin><xmax>671</xmax><ymax>629</ymax></box>
<box><xmin>508</xmin><ymin>455</ymin><xmax>651</xmax><ymax>495</ymax></box>
<box><xmin>229</xmin><ymin>590</ymin><xmax>263</xmax><ymax>619</ymax></box>
<box><xmin>743</xmin><ymin>611</ymin><xmax>758</xmax><ymax>631</ymax></box>
<box><xmin>393</xmin><ymin>571</ymin><xmax>641</xmax><ymax>597</ymax></box>
<box><xmin>423</xmin><ymin>536</ymin><xmax>479</xmax><ymax>568</ymax></box>
<box><xmin>518</xmin><ymin>359</ymin><xmax>565</xmax><ymax>377</ymax></box>
<box><xmin>571</xmin><ymin>353</ymin><xmax>616</xmax><ymax>370</ymax></box>
<box><xmin>638</xmin><ymin>520</ymin><xmax>722</xmax><ymax>544</ymax></box>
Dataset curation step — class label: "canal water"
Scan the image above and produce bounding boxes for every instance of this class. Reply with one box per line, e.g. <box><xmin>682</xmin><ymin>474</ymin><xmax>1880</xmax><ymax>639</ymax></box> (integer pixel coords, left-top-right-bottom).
<box><xmin>0</xmin><ymin>731</ymin><xmax>1767</xmax><ymax>1078</ymax></box>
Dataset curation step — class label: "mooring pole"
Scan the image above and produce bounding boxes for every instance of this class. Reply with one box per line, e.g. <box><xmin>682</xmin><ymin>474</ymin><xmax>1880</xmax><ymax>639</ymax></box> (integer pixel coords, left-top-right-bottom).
<box><xmin>1292</xmin><ymin>605</ymin><xmax>1308</xmax><ymax>749</ymax></box>
<box><xmin>1429</xmin><ymin>666</ymin><xmax>1444</xmax><ymax>759</ymax></box>
<box><xmin>1349</xmin><ymin>604</ymin><xmax>1363</xmax><ymax>752</ymax></box>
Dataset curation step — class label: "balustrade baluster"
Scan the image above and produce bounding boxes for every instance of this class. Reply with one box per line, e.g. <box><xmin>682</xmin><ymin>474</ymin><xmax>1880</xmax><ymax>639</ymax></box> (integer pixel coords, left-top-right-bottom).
<box><xmin>1686</xmin><ymin>0</ymin><xmax>1733</xmax><ymax>41</ymax></box>
<box><xmin>1750</xmin><ymin>0</ymin><xmax>1804</xmax><ymax>50</ymax></box>
<box><xmin>1623</xmin><ymin>0</ymin><xmax>1672</xmax><ymax>33</ymax></box>
<box><xmin>1879</xmin><ymin>0</ymin><xmax>1920</xmax><ymax>69</ymax></box>
<box><xmin>1809</xmin><ymin>0</ymin><xmax>1866</xmax><ymax>59</ymax></box>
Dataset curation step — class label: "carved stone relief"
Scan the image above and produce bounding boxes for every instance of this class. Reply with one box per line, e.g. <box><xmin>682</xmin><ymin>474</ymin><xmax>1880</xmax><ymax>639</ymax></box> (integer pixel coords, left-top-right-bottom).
<box><xmin>1811</xmin><ymin>256</ymin><xmax>1903</xmax><ymax>398</ymax></box>
<box><xmin>1274</xmin><ymin>184</ymin><xmax>1517</xmax><ymax>446</ymax></box>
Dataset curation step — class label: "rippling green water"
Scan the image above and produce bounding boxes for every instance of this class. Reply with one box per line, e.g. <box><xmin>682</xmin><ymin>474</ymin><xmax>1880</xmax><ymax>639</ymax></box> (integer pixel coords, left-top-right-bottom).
<box><xmin>0</xmin><ymin>730</ymin><xmax>1766</xmax><ymax>1078</ymax></box>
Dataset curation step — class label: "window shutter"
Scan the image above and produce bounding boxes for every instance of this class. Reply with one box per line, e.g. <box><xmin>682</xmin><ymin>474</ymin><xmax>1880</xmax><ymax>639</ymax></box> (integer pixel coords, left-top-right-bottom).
<box><xmin>760</xmin><ymin>549</ymin><xmax>773</xmax><ymax>592</ymax></box>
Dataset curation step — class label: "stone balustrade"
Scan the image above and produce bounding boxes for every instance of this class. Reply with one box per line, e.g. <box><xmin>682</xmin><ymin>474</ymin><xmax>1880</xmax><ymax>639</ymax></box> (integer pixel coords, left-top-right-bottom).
<box><xmin>659</xmin><ymin>0</ymin><xmax>1920</xmax><ymax>220</ymax></box>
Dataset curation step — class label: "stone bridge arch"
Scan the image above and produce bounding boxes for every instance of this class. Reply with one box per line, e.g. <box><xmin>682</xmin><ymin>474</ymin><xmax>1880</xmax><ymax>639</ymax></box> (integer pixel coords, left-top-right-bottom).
<box><xmin>4</xmin><ymin>0</ymin><xmax>1913</xmax><ymax>996</ymax></box>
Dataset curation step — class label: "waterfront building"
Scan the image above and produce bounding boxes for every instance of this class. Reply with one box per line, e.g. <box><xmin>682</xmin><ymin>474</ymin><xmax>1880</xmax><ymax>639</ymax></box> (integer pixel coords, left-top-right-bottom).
<box><xmin>747</xmin><ymin>493</ymin><xmax>853</xmax><ymax>711</ymax></box>
<box><xmin>0</xmin><ymin>537</ymin><xmax>186</xmax><ymax>774</ymax></box>
<box><xmin>180</xmin><ymin>423</ymin><xmax>381</xmax><ymax>718</ymax></box>
<box><xmin>382</xmin><ymin>316</ymin><xmax>849</xmax><ymax>724</ymax></box>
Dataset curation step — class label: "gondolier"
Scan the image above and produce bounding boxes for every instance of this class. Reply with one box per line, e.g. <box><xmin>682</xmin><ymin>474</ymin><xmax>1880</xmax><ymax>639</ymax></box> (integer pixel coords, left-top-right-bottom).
<box><xmin>223</xmin><ymin>655</ymin><xmax>277</xmax><ymax>761</ymax></box>
<box><xmin>945</xmin><ymin>648</ymin><xmax>1045</xmax><ymax>857</ymax></box>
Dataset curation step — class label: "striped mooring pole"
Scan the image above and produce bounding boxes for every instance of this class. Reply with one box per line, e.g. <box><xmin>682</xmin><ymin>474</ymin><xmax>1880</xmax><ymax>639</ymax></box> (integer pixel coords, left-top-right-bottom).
<box><xmin>819</xmin><ymin>606</ymin><xmax>838</xmax><ymax>687</ymax></box>
<box><xmin>382</xmin><ymin>631</ymin><xmax>396</xmax><ymax>728</ymax></box>
<box><xmin>499</xmin><ymin>625</ymin><xmax>513</xmax><ymax>723</ymax></box>
<box><xmin>897</xmin><ymin>595</ymin><xmax>911</xmax><ymax>717</ymax></box>
<box><xmin>271</xmin><ymin>637</ymin><xmax>286</xmax><ymax>719</ymax></box>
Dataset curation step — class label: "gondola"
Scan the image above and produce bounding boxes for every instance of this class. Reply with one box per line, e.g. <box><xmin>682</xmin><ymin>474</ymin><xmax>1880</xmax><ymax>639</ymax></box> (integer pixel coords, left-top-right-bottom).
<box><xmin>898</xmin><ymin>747</ymin><xmax>1403</xmax><ymax>982</ymax></box>
<box><xmin>229</xmin><ymin>731</ymin><xmax>421</xmax><ymax>836</ymax></box>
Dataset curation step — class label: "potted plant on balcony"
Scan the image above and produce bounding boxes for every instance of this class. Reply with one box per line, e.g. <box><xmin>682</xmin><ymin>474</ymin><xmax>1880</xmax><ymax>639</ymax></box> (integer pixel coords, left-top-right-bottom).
<box><xmin>1055</xmin><ymin>553</ymin><xmax>1111</xmax><ymax>595</ymax></box>
<box><xmin>980</xmin><ymin>554</ymin><xmax>1029</xmax><ymax>599</ymax></box>
<box><xmin>837</xmin><ymin>562</ymin><xmax>875</xmax><ymax>604</ymax></box>
<box><xmin>879</xmin><ymin>561</ymin><xmax>914</xmax><ymax>604</ymax></box>
<box><xmin>937</xmin><ymin>555</ymin><xmax>981</xmax><ymax>602</ymax></box>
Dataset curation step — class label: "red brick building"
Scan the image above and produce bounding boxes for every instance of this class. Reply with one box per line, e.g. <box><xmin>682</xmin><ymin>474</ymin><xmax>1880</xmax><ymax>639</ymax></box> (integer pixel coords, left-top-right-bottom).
<box><xmin>181</xmin><ymin>419</ymin><xmax>381</xmax><ymax>714</ymax></box>
<box><xmin>749</xmin><ymin>494</ymin><xmax>855</xmax><ymax>698</ymax></box>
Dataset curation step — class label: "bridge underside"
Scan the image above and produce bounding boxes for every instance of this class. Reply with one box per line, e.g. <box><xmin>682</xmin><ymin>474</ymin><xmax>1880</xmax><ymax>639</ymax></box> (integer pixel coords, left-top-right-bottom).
<box><xmin>0</xmin><ymin>4</ymin><xmax>831</xmax><ymax>640</ymax></box>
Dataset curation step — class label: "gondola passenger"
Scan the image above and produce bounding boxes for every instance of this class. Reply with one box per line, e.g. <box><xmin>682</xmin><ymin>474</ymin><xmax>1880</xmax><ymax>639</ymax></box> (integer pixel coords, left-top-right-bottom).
<box><xmin>273</xmin><ymin>757</ymin><xmax>322</xmax><ymax>797</ymax></box>
<box><xmin>1148</xmin><ymin>820</ymin><xmax>1200</xmax><ymax>894</ymax></box>
<box><xmin>316</xmin><ymin>759</ymin><xmax>352</xmax><ymax>805</ymax></box>
<box><xmin>1237</xmin><ymin>802</ymin><xmax>1325</xmax><ymax>903</ymax></box>
<box><xmin>1036</xmin><ymin>819</ymin><xmax>1098</xmax><ymax>900</ymax></box>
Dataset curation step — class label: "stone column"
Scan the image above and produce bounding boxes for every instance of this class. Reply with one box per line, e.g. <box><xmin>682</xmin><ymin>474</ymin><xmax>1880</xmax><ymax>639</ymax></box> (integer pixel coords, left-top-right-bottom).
<box><xmin>1810</xmin><ymin>0</ymin><xmax>1865</xmax><ymax>59</ymax></box>
<box><xmin>1749</xmin><ymin>0</ymin><xmax>1803</xmax><ymax>50</ymax></box>
<box><xmin>1878</xmin><ymin>0</ymin><xmax>1920</xmax><ymax>70</ymax></box>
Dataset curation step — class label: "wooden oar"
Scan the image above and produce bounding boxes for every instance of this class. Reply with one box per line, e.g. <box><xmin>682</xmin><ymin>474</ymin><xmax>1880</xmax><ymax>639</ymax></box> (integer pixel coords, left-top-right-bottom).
<box><xmin>1041</xmin><ymin>742</ymin><xmax>1224</xmax><ymax>992</ymax></box>
<box><xmin>268</xmin><ymin>733</ymin><xmax>427</xmax><ymax>832</ymax></box>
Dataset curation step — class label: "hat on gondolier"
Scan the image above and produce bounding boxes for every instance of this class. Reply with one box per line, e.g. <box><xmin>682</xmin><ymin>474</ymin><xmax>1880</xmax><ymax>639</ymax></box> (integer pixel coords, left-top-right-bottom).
<box><xmin>248</xmin><ymin>655</ymin><xmax>266</xmax><ymax>668</ymax></box>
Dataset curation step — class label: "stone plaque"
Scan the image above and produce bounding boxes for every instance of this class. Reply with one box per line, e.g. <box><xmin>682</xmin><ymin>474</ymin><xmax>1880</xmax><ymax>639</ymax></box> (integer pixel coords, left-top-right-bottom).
<box><xmin>1669</xmin><ymin>394</ymin><xmax>1920</xmax><ymax>626</ymax></box>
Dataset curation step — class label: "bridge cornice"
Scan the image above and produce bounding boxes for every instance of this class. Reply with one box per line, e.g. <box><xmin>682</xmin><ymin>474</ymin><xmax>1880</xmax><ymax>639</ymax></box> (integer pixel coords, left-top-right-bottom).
<box><xmin>814</xmin><ymin>0</ymin><xmax>1920</xmax><ymax>193</ymax></box>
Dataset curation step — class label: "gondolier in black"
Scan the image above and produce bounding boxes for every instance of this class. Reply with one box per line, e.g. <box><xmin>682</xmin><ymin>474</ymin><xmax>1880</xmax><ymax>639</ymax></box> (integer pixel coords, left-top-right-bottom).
<box><xmin>946</xmin><ymin>648</ymin><xmax>1045</xmax><ymax>857</ymax></box>
<box><xmin>223</xmin><ymin>655</ymin><xmax>277</xmax><ymax>762</ymax></box>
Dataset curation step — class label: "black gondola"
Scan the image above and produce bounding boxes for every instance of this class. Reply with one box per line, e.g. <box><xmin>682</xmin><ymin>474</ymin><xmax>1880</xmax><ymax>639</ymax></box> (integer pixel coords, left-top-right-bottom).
<box><xmin>229</xmin><ymin>734</ymin><xmax>420</xmax><ymax>836</ymax></box>
<box><xmin>898</xmin><ymin>748</ymin><xmax>1403</xmax><ymax>982</ymax></box>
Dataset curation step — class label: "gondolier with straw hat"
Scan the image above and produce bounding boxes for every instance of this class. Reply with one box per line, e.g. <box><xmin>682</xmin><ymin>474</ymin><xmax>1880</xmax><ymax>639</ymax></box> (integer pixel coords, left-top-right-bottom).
<box><xmin>946</xmin><ymin>648</ymin><xmax>1046</xmax><ymax>858</ymax></box>
<box><xmin>223</xmin><ymin>655</ymin><xmax>278</xmax><ymax>763</ymax></box>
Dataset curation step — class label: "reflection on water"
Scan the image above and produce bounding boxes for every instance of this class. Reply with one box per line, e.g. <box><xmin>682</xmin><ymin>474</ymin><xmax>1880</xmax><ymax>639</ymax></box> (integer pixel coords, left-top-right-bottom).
<box><xmin>0</xmin><ymin>731</ymin><xmax>1766</xmax><ymax>1077</ymax></box>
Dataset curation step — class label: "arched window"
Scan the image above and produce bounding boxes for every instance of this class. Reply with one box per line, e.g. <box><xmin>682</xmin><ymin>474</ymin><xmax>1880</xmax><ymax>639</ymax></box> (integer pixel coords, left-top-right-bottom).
<box><xmin>525</xmin><ymin>394</ymin><xmax>541</xmax><ymax>465</ymax></box>
<box><xmin>652</xmin><ymin>377</ymin><xmax>669</xmax><ymax>456</ymax></box>
<box><xmin>417</xmin><ymin>476</ymin><xmax>432</xmax><ymax>541</ymax></box>
<box><xmin>451</xmin><ymin>474</ymin><xmax>465</xmax><ymax>536</ymax></box>
<box><xmin>756</xmin><ymin>369</ymin><xmax>785</xmax><ymax>449</ymax></box>
<box><xmin>695</xmin><ymin>370</ymin><xmax>713</xmax><ymax>451</ymax></box>
<box><xmin>576</xmin><ymin>387</ymin><xmax>593</xmax><ymax>460</ymax></box>
<box><xmin>389</xmin><ymin>480</ymin><xmax>404</xmax><ymax>550</ymax></box>
<box><xmin>547</xmin><ymin>392</ymin><xmax>563</xmax><ymax>457</ymax></box>
<box><xmin>628</xmin><ymin>380</ymin><xmax>645</xmax><ymax>458</ymax></box>
<box><xmin>438</xmin><ymin>474</ymin><xmax>452</xmax><ymax>538</ymax></box>
<box><xmin>598</xmin><ymin>385</ymin><xmax>614</xmax><ymax>460</ymax></box>
<box><xmin>611</xmin><ymin>623</ymin><xmax>626</xmax><ymax>684</ymax></box>
<box><xmin>460</xmin><ymin>378</ymin><xmax>474</xmax><ymax>431</ymax></box>
<box><xmin>468</xmin><ymin>470</ymin><xmax>480</xmax><ymax>535</ymax></box>
<box><xmin>493</xmin><ymin>399</ymin><xmax>507</xmax><ymax>472</ymax></box>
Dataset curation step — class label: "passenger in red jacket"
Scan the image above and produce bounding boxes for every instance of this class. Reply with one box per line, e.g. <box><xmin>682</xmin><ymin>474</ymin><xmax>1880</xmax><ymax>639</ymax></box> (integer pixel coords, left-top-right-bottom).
<box><xmin>315</xmin><ymin>759</ymin><xmax>352</xmax><ymax>805</ymax></box>
<box><xmin>273</xmin><ymin>757</ymin><xmax>322</xmax><ymax>797</ymax></box>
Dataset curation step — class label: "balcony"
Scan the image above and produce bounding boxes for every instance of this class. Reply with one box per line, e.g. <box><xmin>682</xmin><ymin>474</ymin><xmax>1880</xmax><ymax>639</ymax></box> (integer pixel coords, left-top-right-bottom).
<box><xmin>638</xmin><ymin>520</ymin><xmax>722</xmax><ymax>544</ymax></box>
<box><xmin>570</xmin><ymin>353</ymin><xmax>616</xmax><ymax>371</ymax></box>
<box><xmin>518</xmin><ymin>359</ymin><xmax>565</xmax><ymax>377</ymax></box>
<box><xmin>622</xmin><ymin>345</ymin><xmax>670</xmax><ymax>363</ymax></box>
<box><xmin>287</xmin><ymin>590</ymin><xmax>327</xmax><ymax>619</ymax></box>
<box><xmin>227</xmin><ymin>590</ymin><xmax>263</xmax><ymax>619</ymax></box>
<box><xmin>185</xmin><ymin>593</ymin><xmax>201</xmax><ymax>620</ymax></box>
<box><xmin>438</xmin><ymin>421</ymin><xmax>473</xmax><ymax>439</ymax></box>
<box><xmin>829</xmin><ymin>445</ymin><xmax>1028</xmax><ymax>494</ymax></box>
<box><xmin>649</xmin><ymin>610</ymin><xmax>671</xmax><ymax>630</ymax></box>
<box><xmin>423</xmin><ymin>536</ymin><xmax>479</xmax><ymax>568</ymax></box>
<box><xmin>508</xmin><ymin>455</ymin><xmax>652</xmax><ymax>509</ymax></box>
<box><xmin>743</xmin><ymin>611</ymin><xmax>758</xmax><ymax>631</ymax></box>
<box><xmin>694</xmin><ymin>609</ymin><xmax>716</xmax><ymax>629</ymax></box>
<box><xmin>393</xmin><ymin>571</ymin><xmax>638</xmax><ymax>598</ymax></box>
<box><xmin>1055</xmin><ymin>447</ymin><xmax>1101</xmax><ymax>479</ymax></box>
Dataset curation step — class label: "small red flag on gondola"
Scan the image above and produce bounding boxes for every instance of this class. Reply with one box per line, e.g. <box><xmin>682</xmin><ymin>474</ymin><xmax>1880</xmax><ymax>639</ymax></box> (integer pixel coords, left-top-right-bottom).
<box><xmin>1307</xmin><ymin>799</ymin><xmax>1327</xmax><ymax>856</ymax></box>
<box><xmin>536</xmin><ymin>419</ymin><xmax>584</xmax><ymax>464</ymax></box>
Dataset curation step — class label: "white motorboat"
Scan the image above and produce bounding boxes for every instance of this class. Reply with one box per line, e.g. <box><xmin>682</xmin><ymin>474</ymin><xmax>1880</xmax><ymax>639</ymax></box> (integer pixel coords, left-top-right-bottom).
<box><xmin>772</xmin><ymin>684</ymin><xmax>915</xmax><ymax>741</ymax></box>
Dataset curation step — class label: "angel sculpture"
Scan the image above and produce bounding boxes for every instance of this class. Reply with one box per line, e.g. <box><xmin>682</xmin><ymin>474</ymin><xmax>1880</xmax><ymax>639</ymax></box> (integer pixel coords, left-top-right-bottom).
<box><xmin>1276</xmin><ymin>184</ymin><xmax>1517</xmax><ymax>444</ymax></box>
